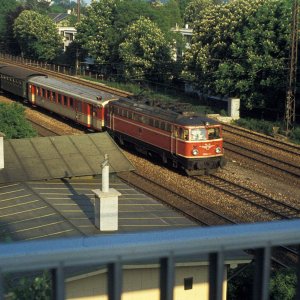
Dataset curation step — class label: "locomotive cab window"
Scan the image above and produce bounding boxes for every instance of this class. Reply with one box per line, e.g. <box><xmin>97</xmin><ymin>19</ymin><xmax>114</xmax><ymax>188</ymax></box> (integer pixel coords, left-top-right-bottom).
<box><xmin>179</xmin><ymin>128</ymin><xmax>189</xmax><ymax>140</ymax></box>
<box><xmin>208</xmin><ymin>127</ymin><xmax>220</xmax><ymax>140</ymax></box>
<box><xmin>191</xmin><ymin>128</ymin><xmax>206</xmax><ymax>141</ymax></box>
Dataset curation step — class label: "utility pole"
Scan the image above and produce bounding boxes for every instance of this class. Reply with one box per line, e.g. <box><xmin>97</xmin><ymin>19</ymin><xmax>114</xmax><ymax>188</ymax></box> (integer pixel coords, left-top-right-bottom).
<box><xmin>75</xmin><ymin>0</ymin><xmax>81</xmax><ymax>75</ymax></box>
<box><xmin>285</xmin><ymin>0</ymin><xmax>298</xmax><ymax>133</ymax></box>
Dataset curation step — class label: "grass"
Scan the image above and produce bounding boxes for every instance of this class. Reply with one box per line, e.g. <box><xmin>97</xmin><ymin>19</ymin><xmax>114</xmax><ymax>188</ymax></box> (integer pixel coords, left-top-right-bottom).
<box><xmin>233</xmin><ymin>118</ymin><xmax>300</xmax><ymax>144</ymax></box>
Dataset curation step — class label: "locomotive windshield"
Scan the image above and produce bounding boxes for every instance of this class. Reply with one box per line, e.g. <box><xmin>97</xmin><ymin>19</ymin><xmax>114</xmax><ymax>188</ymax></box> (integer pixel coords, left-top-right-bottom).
<box><xmin>190</xmin><ymin>128</ymin><xmax>206</xmax><ymax>141</ymax></box>
<box><xmin>190</xmin><ymin>127</ymin><xmax>221</xmax><ymax>141</ymax></box>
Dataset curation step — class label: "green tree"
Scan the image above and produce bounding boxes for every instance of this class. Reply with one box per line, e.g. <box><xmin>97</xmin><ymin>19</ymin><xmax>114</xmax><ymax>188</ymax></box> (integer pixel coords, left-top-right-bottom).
<box><xmin>119</xmin><ymin>16</ymin><xmax>172</xmax><ymax>82</ymax></box>
<box><xmin>13</xmin><ymin>10</ymin><xmax>63</xmax><ymax>61</ymax></box>
<box><xmin>183</xmin><ymin>0</ymin><xmax>290</xmax><ymax>113</ymax></box>
<box><xmin>0</xmin><ymin>103</ymin><xmax>37</xmax><ymax>139</ymax></box>
<box><xmin>75</xmin><ymin>0</ymin><xmax>118</xmax><ymax>65</ymax></box>
<box><xmin>270</xmin><ymin>268</ymin><xmax>296</xmax><ymax>300</ymax></box>
<box><xmin>215</xmin><ymin>0</ymin><xmax>290</xmax><ymax>111</ymax></box>
<box><xmin>10</xmin><ymin>272</ymin><xmax>51</xmax><ymax>300</ymax></box>
<box><xmin>184</xmin><ymin>0</ymin><xmax>213</xmax><ymax>25</ymax></box>
<box><xmin>18</xmin><ymin>0</ymin><xmax>52</xmax><ymax>12</ymax></box>
<box><xmin>75</xmin><ymin>0</ymin><xmax>182</xmax><ymax>79</ymax></box>
<box><xmin>0</xmin><ymin>0</ymin><xmax>18</xmax><ymax>49</ymax></box>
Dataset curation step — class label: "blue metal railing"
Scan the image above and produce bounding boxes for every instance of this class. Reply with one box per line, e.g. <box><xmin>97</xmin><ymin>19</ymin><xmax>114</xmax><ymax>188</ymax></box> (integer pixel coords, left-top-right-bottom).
<box><xmin>0</xmin><ymin>219</ymin><xmax>300</xmax><ymax>300</ymax></box>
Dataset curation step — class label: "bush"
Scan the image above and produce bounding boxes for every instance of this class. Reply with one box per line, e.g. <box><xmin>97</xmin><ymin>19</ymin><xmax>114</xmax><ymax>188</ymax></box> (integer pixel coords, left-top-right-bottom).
<box><xmin>290</xmin><ymin>127</ymin><xmax>300</xmax><ymax>144</ymax></box>
<box><xmin>233</xmin><ymin>118</ymin><xmax>280</xmax><ymax>135</ymax></box>
<box><xmin>10</xmin><ymin>272</ymin><xmax>51</xmax><ymax>300</ymax></box>
<box><xmin>0</xmin><ymin>103</ymin><xmax>37</xmax><ymax>139</ymax></box>
<box><xmin>270</xmin><ymin>268</ymin><xmax>296</xmax><ymax>300</ymax></box>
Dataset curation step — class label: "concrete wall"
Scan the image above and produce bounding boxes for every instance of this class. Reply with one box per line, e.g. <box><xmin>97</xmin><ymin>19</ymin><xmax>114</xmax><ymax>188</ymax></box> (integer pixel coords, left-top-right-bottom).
<box><xmin>66</xmin><ymin>264</ymin><xmax>227</xmax><ymax>300</ymax></box>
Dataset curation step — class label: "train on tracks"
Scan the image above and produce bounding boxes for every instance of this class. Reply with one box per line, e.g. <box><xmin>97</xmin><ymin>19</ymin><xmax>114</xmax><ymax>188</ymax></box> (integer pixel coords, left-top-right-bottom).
<box><xmin>0</xmin><ymin>64</ymin><xmax>226</xmax><ymax>175</ymax></box>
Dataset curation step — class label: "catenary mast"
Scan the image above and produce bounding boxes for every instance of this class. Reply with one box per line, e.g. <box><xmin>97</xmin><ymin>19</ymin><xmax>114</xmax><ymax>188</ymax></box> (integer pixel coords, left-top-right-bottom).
<box><xmin>285</xmin><ymin>0</ymin><xmax>298</xmax><ymax>133</ymax></box>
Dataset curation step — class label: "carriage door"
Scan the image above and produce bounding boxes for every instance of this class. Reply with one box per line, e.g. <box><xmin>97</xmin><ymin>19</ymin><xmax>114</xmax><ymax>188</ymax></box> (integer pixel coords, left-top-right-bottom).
<box><xmin>171</xmin><ymin>125</ymin><xmax>178</xmax><ymax>155</ymax></box>
<box><xmin>92</xmin><ymin>105</ymin><xmax>99</xmax><ymax>130</ymax></box>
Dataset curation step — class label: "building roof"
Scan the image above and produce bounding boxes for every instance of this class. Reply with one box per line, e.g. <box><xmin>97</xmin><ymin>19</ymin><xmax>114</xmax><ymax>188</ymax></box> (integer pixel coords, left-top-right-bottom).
<box><xmin>0</xmin><ymin>133</ymin><xmax>134</xmax><ymax>184</ymax></box>
<box><xmin>0</xmin><ymin>177</ymin><xmax>196</xmax><ymax>242</ymax></box>
<box><xmin>0</xmin><ymin>133</ymin><xmax>196</xmax><ymax>242</ymax></box>
<box><xmin>49</xmin><ymin>13</ymin><xmax>70</xmax><ymax>24</ymax></box>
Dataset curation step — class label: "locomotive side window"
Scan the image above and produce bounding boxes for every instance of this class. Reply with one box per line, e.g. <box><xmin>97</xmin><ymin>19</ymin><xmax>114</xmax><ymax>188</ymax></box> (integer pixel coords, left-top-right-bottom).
<box><xmin>166</xmin><ymin>123</ymin><xmax>171</xmax><ymax>132</ymax></box>
<box><xmin>173</xmin><ymin>126</ymin><xmax>178</xmax><ymax>137</ymax></box>
<box><xmin>208</xmin><ymin>127</ymin><xmax>220</xmax><ymax>140</ymax></box>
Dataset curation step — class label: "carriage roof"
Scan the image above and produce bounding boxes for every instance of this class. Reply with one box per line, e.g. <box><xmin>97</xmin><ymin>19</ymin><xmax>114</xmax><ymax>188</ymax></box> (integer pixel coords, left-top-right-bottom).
<box><xmin>28</xmin><ymin>76</ymin><xmax>118</xmax><ymax>106</ymax></box>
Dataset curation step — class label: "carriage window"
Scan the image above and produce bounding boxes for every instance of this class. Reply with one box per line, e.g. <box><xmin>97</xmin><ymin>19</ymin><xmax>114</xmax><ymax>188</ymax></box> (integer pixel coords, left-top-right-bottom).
<box><xmin>208</xmin><ymin>127</ymin><xmax>220</xmax><ymax>140</ymax></box>
<box><xmin>69</xmin><ymin>98</ymin><xmax>74</xmax><ymax>107</ymax></box>
<box><xmin>128</xmin><ymin>111</ymin><xmax>133</xmax><ymax>119</ymax></box>
<box><xmin>154</xmin><ymin>120</ymin><xmax>160</xmax><ymax>128</ymax></box>
<box><xmin>149</xmin><ymin>118</ymin><xmax>154</xmax><ymax>127</ymax></box>
<box><xmin>160</xmin><ymin>122</ymin><xmax>165</xmax><ymax>131</ymax></box>
<box><xmin>122</xmin><ymin>110</ymin><xmax>127</xmax><ymax>117</ymax></box>
<box><xmin>42</xmin><ymin>89</ymin><xmax>46</xmax><ymax>98</ymax></box>
<box><xmin>58</xmin><ymin>94</ymin><xmax>62</xmax><ymax>104</ymax></box>
<box><xmin>76</xmin><ymin>101</ymin><xmax>82</xmax><ymax>112</ymax></box>
<box><xmin>166</xmin><ymin>123</ymin><xmax>171</xmax><ymax>132</ymax></box>
<box><xmin>191</xmin><ymin>128</ymin><xmax>206</xmax><ymax>141</ymax></box>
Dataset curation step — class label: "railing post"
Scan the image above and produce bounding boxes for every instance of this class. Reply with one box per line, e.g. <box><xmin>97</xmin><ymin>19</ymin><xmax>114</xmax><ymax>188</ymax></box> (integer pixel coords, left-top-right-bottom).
<box><xmin>209</xmin><ymin>251</ymin><xmax>225</xmax><ymax>300</ymax></box>
<box><xmin>0</xmin><ymin>269</ymin><xmax>4</xmax><ymax>300</ymax></box>
<box><xmin>252</xmin><ymin>247</ymin><xmax>271</xmax><ymax>300</ymax></box>
<box><xmin>51</xmin><ymin>264</ymin><xmax>65</xmax><ymax>300</ymax></box>
<box><xmin>296</xmin><ymin>245</ymin><xmax>300</xmax><ymax>300</ymax></box>
<box><xmin>108</xmin><ymin>261</ymin><xmax>122</xmax><ymax>300</ymax></box>
<box><xmin>160</xmin><ymin>256</ymin><xmax>175</xmax><ymax>300</ymax></box>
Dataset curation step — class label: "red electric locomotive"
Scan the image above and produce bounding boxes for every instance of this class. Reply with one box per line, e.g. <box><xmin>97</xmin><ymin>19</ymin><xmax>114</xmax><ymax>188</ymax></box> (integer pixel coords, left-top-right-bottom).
<box><xmin>106</xmin><ymin>98</ymin><xmax>226</xmax><ymax>175</ymax></box>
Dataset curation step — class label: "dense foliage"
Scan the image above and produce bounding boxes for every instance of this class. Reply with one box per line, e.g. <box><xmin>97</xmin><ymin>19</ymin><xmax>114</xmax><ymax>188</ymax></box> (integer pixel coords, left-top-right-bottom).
<box><xmin>0</xmin><ymin>0</ymin><xmax>19</xmax><ymax>50</ymax></box>
<box><xmin>13</xmin><ymin>10</ymin><xmax>63</xmax><ymax>61</ymax></box>
<box><xmin>75</xmin><ymin>0</ymin><xmax>182</xmax><ymax>80</ymax></box>
<box><xmin>183</xmin><ymin>0</ymin><xmax>291</xmax><ymax>113</ymax></box>
<box><xmin>0</xmin><ymin>103</ymin><xmax>37</xmax><ymax>139</ymax></box>
<box><xmin>119</xmin><ymin>16</ymin><xmax>172</xmax><ymax>82</ymax></box>
<box><xmin>10</xmin><ymin>272</ymin><xmax>51</xmax><ymax>300</ymax></box>
<box><xmin>228</xmin><ymin>265</ymin><xmax>297</xmax><ymax>300</ymax></box>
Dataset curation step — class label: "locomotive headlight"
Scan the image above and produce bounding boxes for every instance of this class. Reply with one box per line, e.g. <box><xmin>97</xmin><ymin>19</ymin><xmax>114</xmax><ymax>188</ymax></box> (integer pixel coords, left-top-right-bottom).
<box><xmin>192</xmin><ymin>148</ymin><xmax>199</xmax><ymax>156</ymax></box>
<box><xmin>215</xmin><ymin>147</ymin><xmax>221</xmax><ymax>154</ymax></box>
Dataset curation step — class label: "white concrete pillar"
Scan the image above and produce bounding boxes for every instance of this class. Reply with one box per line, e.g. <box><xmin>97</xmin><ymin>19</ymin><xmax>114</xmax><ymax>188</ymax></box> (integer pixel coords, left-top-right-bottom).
<box><xmin>228</xmin><ymin>98</ymin><xmax>240</xmax><ymax>119</ymax></box>
<box><xmin>0</xmin><ymin>133</ymin><xmax>5</xmax><ymax>170</ymax></box>
<box><xmin>92</xmin><ymin>154</ymin><xmax>121</xmax><ymax>231</ymax></box>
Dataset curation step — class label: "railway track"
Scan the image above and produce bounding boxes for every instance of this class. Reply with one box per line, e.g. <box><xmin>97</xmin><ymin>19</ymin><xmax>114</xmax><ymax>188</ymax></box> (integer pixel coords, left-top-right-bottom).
<box><xmin>0</xmin><ymin>58</ymin><xmax>131</xmax><ymax>98</ymax></box>
<box><xmin>223</xmin><ymin>123</ymin><xmax>300</xmax><ymax>156</ymax></box>
<box><xmin>28</xmin><ymin>118</ymin><xmax>60</xmax><ymax>137</ymax></box>
<box><xmin>118</xmin><ymin>171</ymin><xmax>236</xmax><ymax>226</ymax></box>
<box><xmin>193</xmin><ymin>174</ymin><xmax>300</xmax><ymax>220</ymax></box>
<box><xmin>225</xmin><ymin>141</ymin><xmax>300</xmax><ymax>182</ymax></box>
